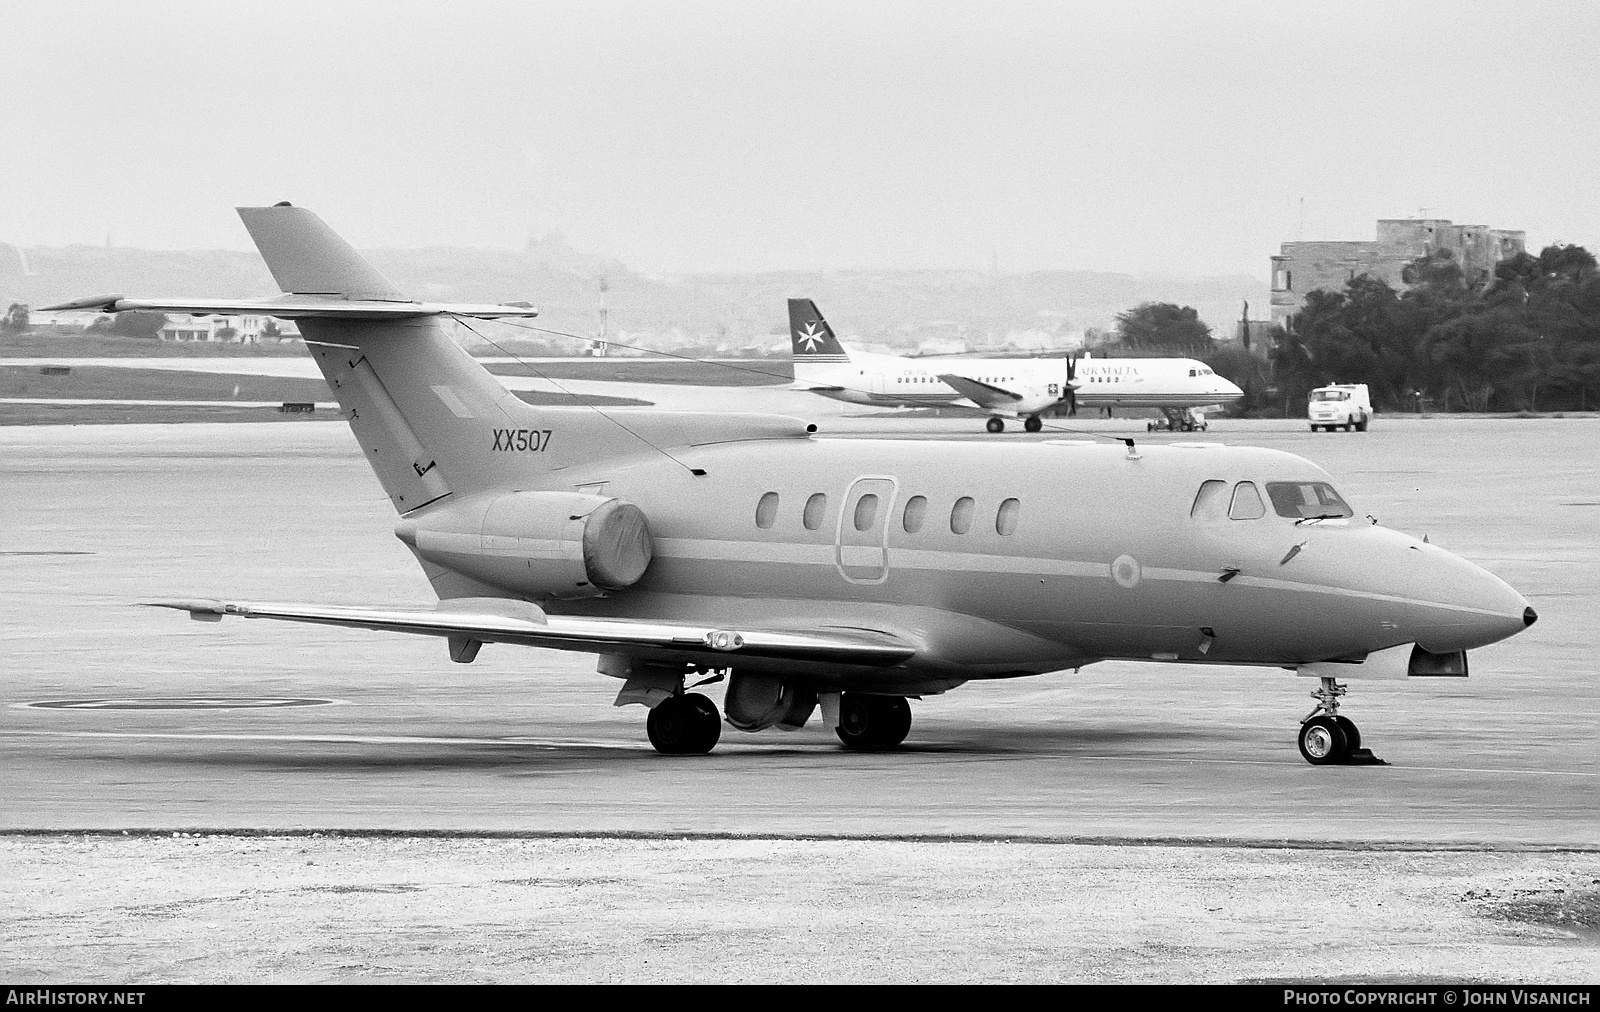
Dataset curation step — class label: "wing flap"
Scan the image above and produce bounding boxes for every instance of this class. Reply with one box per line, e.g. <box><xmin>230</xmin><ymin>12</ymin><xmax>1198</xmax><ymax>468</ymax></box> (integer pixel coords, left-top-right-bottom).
<box><xmin>937</xmin><ymin>373</ymin><xmax>1024</xmax><ymax>408</ymax></box>
<box><xmin>149</xmin><ymin>599</ymin><xmax>916</xmax><ymax>666</ymax></box>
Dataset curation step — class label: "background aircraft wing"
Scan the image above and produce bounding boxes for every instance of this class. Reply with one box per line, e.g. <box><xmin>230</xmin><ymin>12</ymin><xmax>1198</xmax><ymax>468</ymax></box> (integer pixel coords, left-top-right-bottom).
<box><xmin>936</xmin><ymin>373</ymin><xmax>1024</xmax><ymax>409</ymax></box>
<box><xmin>148</xmin><ymin>599</ymin><xmax>916</xmax><ymax>666</ymax></box>
<box><xmin>40</xmin><ymin>294</ymin><xmax>541</xmax><ymax>320</ymax></box>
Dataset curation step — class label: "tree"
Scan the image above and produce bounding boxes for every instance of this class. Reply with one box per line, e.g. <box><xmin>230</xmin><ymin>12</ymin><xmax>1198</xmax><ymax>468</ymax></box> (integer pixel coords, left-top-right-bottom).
<box><xmin>1</xmin><ymin>302</ymin><xmax>28</xmax><ymax>334</ymax></box>
<box><xmin>1422</xmin><ymin>309</ymin><xmax>1534</xmax><ymax>411</ymax></box>
<box><xmin>1114</xmin><ymin>302</ymin><xmax>1212</xmax><ymax>354</ymax></box>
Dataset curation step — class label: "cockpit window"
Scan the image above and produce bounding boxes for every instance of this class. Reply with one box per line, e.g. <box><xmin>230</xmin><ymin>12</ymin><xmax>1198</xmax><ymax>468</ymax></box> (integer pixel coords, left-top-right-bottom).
<box><xmin>1191</xmin><ymin>480</ymin><xmax>1229</xmax><ymax>521</ymax></box>
<box><xmin>1266</xmin><ymin>481</ymin><xmax>1353</xmax><ymax>519</ymax></box>
<box><xmin>1228</xmin><ymin>481</ymin><xmax>1266</xmax><ymax>520</ymax></box>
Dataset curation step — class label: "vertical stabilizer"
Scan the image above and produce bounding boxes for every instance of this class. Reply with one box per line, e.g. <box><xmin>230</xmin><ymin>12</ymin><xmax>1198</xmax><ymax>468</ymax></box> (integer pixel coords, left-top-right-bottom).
<box><xmin>234</xmin><ymin>205</ymin><xmax>557</xmax><ymax>512</ymax></box>
<box><xmin>787</xmin><ymin>298</ymin><xmax>851</xmax><ymax>362</ymax></box>
<box><xmin>237</xmin><ymin>204</ymin><xmax>405</xmax><ymax>300</ymax></box>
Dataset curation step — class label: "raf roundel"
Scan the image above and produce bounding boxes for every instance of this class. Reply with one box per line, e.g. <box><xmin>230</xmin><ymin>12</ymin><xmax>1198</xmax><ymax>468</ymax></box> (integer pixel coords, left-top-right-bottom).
<box><xmin>1111</xmin><ymin>554</ymin><xmax>1142</xmax><ymax>589</ymax></box>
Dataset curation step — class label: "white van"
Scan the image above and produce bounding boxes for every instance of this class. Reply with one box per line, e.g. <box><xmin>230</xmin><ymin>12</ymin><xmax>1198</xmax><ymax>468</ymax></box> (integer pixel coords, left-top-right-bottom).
<box><xmin>1308</xmin><ymin>384</ymin><xmax>1372</xmax><ymax>432</ymax></box>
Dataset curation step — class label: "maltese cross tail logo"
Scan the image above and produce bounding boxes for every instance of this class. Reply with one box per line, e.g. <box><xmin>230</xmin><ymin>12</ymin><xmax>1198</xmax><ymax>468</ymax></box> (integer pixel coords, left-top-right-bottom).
<box><xmin>797</xmin><ymin>322</ymin><xmax>828</xmax><ymax>353</ymax></box>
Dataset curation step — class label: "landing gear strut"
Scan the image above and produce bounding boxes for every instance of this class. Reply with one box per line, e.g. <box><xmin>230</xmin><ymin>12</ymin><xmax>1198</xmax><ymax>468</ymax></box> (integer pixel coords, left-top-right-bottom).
<box><xmin>1147</xmin><ymin>407</ymin><xmax>1209</xmax><ymax>433</ymax></box>
<box><xmin>647</xmin><ymin>692</ymin><xmax>722</xmax><ymax>755</ymax></box>
<box><xmin>1297</xmin><ymin>677</ymin><xmax>1381</xmax><ymax>765</ymax></box>
<box><xmin>835</xmin><ymin>693</ymin><xmax>912</xmax><ymax>751</ymax></box>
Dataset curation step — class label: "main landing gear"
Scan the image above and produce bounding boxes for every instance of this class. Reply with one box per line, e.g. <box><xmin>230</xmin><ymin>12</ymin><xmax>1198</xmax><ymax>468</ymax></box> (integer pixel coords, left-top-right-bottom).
<box><xmin>1297</xmin><ymin>677</ymin><xmax>1383</xmax><ymax>766</ymax></box>
<box><xmin>986</xmin><ymin>415</ymin><xmax>1045</xmax><ymax>433</ymax></box>
<box><xmin>1147</xmin><ymin>407</ymin><xmax>1208</xmax><ymax>433</ymax></box>
<box><xmin>646</xmin><ymin>692</ymin><xmax>722</xmax><ymax>755</ymax></box>
<box><xmin>835</xmin><ymin>692</ymin><xmax>912</xmax><ymax>751</ymax></box>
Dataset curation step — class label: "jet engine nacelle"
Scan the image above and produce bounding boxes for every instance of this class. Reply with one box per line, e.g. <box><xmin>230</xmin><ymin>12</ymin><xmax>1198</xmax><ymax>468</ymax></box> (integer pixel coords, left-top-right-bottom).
<box><xmin>394</xmin><ymin>491</ymin><xmax>652</xmax><ymax>600</ymax></box>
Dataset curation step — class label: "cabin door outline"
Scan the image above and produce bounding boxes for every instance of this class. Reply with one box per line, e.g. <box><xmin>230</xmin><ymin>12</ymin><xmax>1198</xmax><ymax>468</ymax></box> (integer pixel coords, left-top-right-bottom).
<box><xmin>835</xmin><ymin>476</ymin><xmax>898</xmax><ymax>585</ymax></box>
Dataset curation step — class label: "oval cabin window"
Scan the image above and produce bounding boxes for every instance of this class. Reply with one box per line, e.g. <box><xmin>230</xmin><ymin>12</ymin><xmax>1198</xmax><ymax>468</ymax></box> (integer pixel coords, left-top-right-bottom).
<box><xmin>950</xmin><ymin>496</ymin><xmax>975</xmax><ymax>535</ymax></box>
<box><xmin>853</xmin><ymin>493</ymin><xmax>879</xmax><ymax>532</ymax></box>
<box><xmin>902</xmin><ymin>495</ymin><xmax>927</xmax><ymax>533</ymax></box>
<box><xmin>755</xmin><ymin>491</ymin><xmax>779</xmax><ymax>529</ymax></box>
<box><xmin>996</xmin><ymin>498</ymin><xmax>1020</xmax><ymax>535</ymax></box>
<box><xmin>803</xmin><ymin>493</ymin><xmax>827</xmax><ymax>531</ymax></box>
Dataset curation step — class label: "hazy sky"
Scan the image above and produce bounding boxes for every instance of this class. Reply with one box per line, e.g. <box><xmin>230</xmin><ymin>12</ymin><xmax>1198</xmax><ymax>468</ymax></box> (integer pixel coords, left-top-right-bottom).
<box><xmin>2</xmin><ymin>1</ymin><xmax>1596</xmax><ymax>279</ymax></box>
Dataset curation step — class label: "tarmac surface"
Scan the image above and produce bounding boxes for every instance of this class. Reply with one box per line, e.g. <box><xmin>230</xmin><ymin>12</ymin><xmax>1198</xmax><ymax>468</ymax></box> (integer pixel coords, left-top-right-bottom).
<box><xmin>2</xmin><ymin>411</ymin><xmax>1596</xmax><ymax>844</ymax></box>
<box><xmin>5</xmin><ymin>409</ymin><xmax>1599</xmax><ymax>982</ymax></box>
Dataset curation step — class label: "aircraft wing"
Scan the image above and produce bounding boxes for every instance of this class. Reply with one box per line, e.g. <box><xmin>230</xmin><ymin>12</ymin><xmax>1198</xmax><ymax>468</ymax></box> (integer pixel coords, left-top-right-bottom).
<box><xmin>40</xmin><ymin>294</ymin><xmax>541</xmax><ymax>321</ymax></box>
<box><xmin>148</xmin><ymin>599</ymin><xmax>916</xmax><ymax>666</ymax></box>
<box><xmin>936</xmin><ymin>373</ymin><xmax>1025</xmax><ymax>409</ymax></box>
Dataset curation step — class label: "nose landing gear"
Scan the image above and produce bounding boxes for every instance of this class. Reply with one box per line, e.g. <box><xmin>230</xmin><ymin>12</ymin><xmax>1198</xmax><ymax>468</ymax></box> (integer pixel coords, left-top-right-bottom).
<box><xmin>1297</xmin><ymin>677</ymin><xmax>1385</xmax><ymax>766</ymax></box>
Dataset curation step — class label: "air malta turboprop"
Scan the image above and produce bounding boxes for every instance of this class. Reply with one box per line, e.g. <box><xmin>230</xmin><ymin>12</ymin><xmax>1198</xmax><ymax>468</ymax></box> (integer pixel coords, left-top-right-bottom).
<box><xmin>47</xmin><ymin>205</ymin><xmax>1536</xmax><ymax>764</ymax></box>
<box><xmin>787</xmin><ymin>299</ymin><xmax>1244</xmax><ymax>432</ymax></box>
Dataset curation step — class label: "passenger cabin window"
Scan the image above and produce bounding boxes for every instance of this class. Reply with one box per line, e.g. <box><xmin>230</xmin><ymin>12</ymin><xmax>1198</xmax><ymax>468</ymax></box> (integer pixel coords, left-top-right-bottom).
<box><xmin>755</xmin><ymin>491</ymin><xmax>779</xmax><ymax>529</ymax></box>
<box><xmin>996</xmin><ymin>498</ymin><xmax>1020</xmax><ymax>535</ymax></box>
<box><xmin>902</xmin><ymin>495</ymin><xmax>927</xmax><ymax>533</ymax></box>
<box><xmin>1191</xmin><ymin>480</ymin><xmax>1229</xmax><ymax>521</ymax></box>
<box><xmin>1228</xmin><ymin>481</ymin><xmax>1266</xmax><ymax>520</ymax></box>
<box><xmin>853</xmin><ymin>493</ymin><xmax>880</xmax><ymax>532</ymax></box>
<box><xmin>950</xmin><ymin>497</ymin><xmax>975</xmax><ymax>534</ymax></box>
<box><xmin>803</xmin><ymin>493</ymin><xmax>827</xmax><ymax>531</ymax></box>
<box><xmin>1267</xmin><ymin>481</ymin><xmax>1353</xmax><ymax>519</ymax></box>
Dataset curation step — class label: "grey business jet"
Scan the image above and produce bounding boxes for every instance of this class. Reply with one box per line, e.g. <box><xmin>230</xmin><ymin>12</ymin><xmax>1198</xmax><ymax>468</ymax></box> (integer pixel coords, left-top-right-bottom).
<box><xmin>47</xmin><ymin>206</ymin><xmax>1536</xmax><ymax>764</ymax></box>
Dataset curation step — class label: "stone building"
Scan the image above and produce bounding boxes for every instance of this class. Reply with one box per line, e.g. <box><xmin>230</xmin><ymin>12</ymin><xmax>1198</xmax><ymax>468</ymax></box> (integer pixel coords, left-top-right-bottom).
<box><xmin>1269</xmin><ymin>218</ymin><xmax>1524</xmax><ymax>328</ymax></box>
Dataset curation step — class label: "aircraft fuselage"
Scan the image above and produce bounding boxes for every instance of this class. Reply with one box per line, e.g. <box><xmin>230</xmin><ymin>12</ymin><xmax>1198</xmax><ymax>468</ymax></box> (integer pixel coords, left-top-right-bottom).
<box><xmin>455</xmin><ymin>433</ymin><xmax>1527</xmax><ymax>694</ymax></box>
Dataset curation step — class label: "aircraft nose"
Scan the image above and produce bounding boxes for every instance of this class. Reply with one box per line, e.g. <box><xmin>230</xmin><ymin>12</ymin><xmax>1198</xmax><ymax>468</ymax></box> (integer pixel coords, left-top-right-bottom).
<box><xmin>1408</xmin><ymin>542</ymin><xmax>1533</xmax><ymax>652</ymax></box>
<box><xmin>1217</xmin><ymin>377</ymin><xmax>1244</xmax><ymax>400</ymax></box>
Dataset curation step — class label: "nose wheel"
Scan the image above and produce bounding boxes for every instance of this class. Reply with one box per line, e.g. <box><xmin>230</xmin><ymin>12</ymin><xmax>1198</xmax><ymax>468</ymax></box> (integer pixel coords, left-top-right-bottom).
<box><xmin>1297</xmin><ymin>677</ymin><xmax>1383</xmax><ymax>766</ymax></box>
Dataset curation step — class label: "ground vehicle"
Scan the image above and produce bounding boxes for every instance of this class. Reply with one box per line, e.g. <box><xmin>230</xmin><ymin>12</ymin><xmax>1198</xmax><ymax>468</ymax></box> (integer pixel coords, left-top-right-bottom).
<box><xmin>1308</xmin><ymin>384</ymin><xmax>1371</xmax><ymax>432</ymax></box>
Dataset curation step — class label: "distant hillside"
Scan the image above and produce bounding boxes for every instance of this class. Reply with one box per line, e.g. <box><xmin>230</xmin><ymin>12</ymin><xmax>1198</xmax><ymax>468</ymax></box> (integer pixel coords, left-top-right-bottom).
<box><xmin>1</xmin><ymin>237</ymin><xmax>1264</xmax><ymax>351</ymax></box>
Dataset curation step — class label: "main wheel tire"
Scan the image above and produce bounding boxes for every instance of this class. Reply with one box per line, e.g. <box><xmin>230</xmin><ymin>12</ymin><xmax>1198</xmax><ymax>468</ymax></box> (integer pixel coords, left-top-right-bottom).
<box><xmin>1298</xmin><ymin>715</ymin><xmax>1349</xmax><ymax>765</ymax></box>
<box><xmin>1024</xmin><ymin>415</ymin><xmax>1043</xmax><ymax>432</ymax></box>
<box><xmin>1333</xmin><ymin>715</ymin><xmax>1360</xmax><ymax>752</ymax></box>
<box><xmin>684</xmin><ymin>692</ymin><xmax>722</xmax><ymax>753</ymax></box>
<box><xmin>986</xmin><ymin>417</ymin><xmax>1005</xmax><ymax>433</ymax></box>
<box><xmin>647</xmin><ymin>694</ymin><xmax>720</xmax><ymax>755</ymax></box>
<box><xmin>835</xmin><ymin>693</ymin><xmax>912</xmax><ymax>751</ymax></box>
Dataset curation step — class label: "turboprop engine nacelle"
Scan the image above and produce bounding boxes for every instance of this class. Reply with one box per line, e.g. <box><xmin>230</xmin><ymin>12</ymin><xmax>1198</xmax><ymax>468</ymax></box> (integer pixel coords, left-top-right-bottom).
<box><xmin>394</xmin><ymin>491</ymin><xmax>652</xmax><ymax>600</ymax></box>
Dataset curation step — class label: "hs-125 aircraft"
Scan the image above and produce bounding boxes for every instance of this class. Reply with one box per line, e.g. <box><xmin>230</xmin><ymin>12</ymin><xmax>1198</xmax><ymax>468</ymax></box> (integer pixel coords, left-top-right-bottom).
<box><xmin>786</xmin><ymin>299</ymin><xmax>1244</xmax><ymax>432</ymax></box>
<box><xmin>47</xmin><ymin>205</ymin><xmax>1535</xmax><ymax>764</ymax></box>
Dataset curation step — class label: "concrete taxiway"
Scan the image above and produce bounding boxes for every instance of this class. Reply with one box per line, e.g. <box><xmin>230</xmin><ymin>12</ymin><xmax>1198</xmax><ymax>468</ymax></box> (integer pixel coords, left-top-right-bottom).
<box><xmin>2</xmin><ymin>414</ymin><xmax>1596</xmax><ymax>844</ymax></box>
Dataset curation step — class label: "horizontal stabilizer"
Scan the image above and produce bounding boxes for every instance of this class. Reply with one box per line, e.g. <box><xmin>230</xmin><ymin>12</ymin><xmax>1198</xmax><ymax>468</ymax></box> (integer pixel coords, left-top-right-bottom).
<box><xmin>147</xmin><ymin>599</ymin><xmax>916</xmax><ymax>667</ymax></box>
<box><xmin>937</xmin><ymin>373</ymin><xmax>1024</xmax><ymax>408</ymax></box>
<box><xmin>40</xmin><ymin>294</ymin><xmax>539</xmax><ymax>321</ymax></box>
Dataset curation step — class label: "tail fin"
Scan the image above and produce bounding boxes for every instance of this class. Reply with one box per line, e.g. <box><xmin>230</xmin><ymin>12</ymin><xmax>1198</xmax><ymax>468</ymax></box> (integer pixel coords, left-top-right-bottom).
<box><xmin>234</xmin><ymin>205</ymin><xmax>575</xmax><ymax>513</ymax></box>
<box><xmin>229</xmin><ymin>206</ymin><xmax>808</xmax><ymax>522</ymax></box>
<box><xmin>238</xmin><ymin>204</ymin><xmax>405</xmax><ymax>300</ymax></box>
<box><xmin>786</xmin><ymin>298</ymin><xmax>851</xmax><ymax>362</ymax></box>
